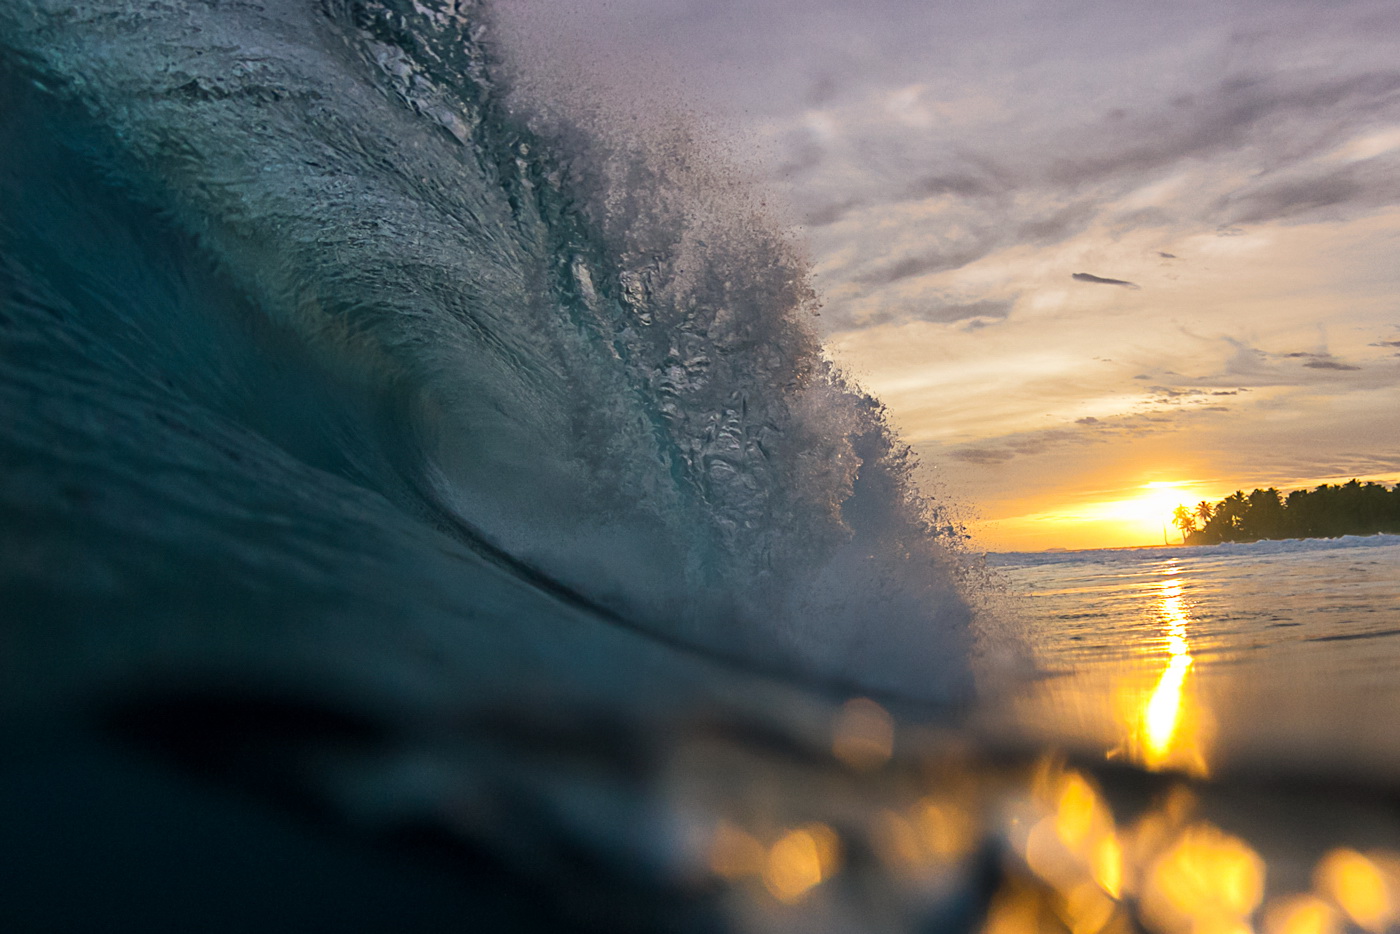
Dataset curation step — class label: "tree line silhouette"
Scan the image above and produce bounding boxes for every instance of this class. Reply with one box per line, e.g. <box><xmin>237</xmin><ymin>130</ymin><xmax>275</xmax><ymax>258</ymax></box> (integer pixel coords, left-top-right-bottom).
<box><xmin>1171</xmin><ymin>480</ymin><xmax>1400</xmax><ymax>545</ymax></box>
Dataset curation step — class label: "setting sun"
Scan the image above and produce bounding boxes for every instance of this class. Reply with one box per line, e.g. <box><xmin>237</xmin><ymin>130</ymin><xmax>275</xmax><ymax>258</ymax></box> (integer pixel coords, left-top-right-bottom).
<box><xmin>1094</xmin><ymin>482</ymin><xmax>1196</xmax><ymax>531</ymax></box>
<box><xmin>979</xmin><ymin>479</ymin><xmax>1213</xmax><ymax>551</ymax></box>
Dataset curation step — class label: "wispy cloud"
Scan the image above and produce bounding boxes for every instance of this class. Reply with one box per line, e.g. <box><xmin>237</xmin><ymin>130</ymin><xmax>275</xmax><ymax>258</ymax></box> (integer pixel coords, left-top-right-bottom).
<box><xmin>1072</xmin><ymin>272</ymin><xmax>1140</xmax><ymax>289</ymax></box>
<box><xmin>1279</xmin><ymin>351</ymin><xmax>1363</xmax><ymax>371</ymax></box>
<box><xmin>946</xmin><ymin>407</ymin><xmax>1221</xmax><ymax>465</ymax></box>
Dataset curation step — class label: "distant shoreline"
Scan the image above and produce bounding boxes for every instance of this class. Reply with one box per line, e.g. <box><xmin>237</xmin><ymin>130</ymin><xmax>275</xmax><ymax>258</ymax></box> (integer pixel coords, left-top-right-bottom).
<box><xmin>987</xmin><ymin>531</ymin><xmax>1400</xmax><ymax>559</ymax></box>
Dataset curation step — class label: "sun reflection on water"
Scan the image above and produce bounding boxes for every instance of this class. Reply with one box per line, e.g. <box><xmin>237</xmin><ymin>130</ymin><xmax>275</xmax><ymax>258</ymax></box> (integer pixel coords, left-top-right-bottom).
<box><xmin>683</xmin><ymin>551</ymin><xmax>1400</xmax><ymax>933</ymax></box>
<box><xmin>1125</xmin><ymin>569</ymin><xmax>1210</xmax><ymax>777</ymax></box>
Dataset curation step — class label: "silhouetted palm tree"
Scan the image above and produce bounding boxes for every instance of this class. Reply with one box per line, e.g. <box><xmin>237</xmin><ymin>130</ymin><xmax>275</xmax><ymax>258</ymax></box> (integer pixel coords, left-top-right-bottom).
<box><xmin>1178</xmin><ymin>481</ymin><xmax>1400</xmax><ymax>545</ymax></box>
<box><xmin>1171</xmin><ymin>505</ymin><xmax>1195</xmax><ymax>543</ymax></box>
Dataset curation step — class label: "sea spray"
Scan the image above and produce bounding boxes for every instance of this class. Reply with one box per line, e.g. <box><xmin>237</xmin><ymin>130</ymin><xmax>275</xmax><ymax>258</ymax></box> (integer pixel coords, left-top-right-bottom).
<box><xmin>0</xmin><ymin>0</ymin><xmax>979</xmax><ymax>697</ymax></box>
<box><xmin>349</xmin><ymin>0</ymin><xmax>983</xmax><ymax>689</ymax></box>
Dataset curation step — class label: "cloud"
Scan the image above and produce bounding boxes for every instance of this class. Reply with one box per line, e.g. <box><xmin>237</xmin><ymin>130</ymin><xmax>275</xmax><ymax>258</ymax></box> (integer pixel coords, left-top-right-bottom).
<box><xmin>801</xmin><ymin>200</ymin><xmax>858</xmax><ymax>227</ymax></box>
<box><xmin>949</xmin><ymin>446</ymin><xmax>1015</xmax><ymax>464</ymax></box>
<box><xmin>1018</xmin><ymin>202</ymin><xmax>1098</xmax><ymax>243</ymax></box>
<box><xmin>1072</xmin><ymin>272</ymin><xmax>1141</xmax><ymax>289</ymax></box>
<box><xmin>1131</xmin><ymin>385</ymin><xmax>1251</xmax><ymax>420</ymax></box>
<box><xmin>772</xmin><ymin>53</ymin><xmax>1400</xmax><ymax>290</ymax></box>
<box><xmin>513</xmin><ymin>0</ymin><xmax>1400</xmax><ymax>254</ymax></box>
<box><xmin>858</xmin><ymin>246</ymin><xmax>991</xmax><ymax>285</ymax></box>
<box><xmin>1281</xmin><ymin>351</ymin><xmax>1363</xmax><ymax>371</ymax></box>
<box><xmin>945</xmin><ymin>409</ymin><xmax>1205</xmax><ymax>465</ymax></box>
<box><xmin>1035</xmin><ymin>69</ymin><xmax>1400</xmax><ymax>209</ymax></box>
<box><xmin>804</xmin><ymin>71</ymin><xmax>840</xmax><ymax>107</ymax></box>
<box><xmin>749</xmin><ymin>14</ymin><xmax>1400</xmax><ymax>347</ymax></box>
<box><xmin>1218</xmin><ymin>171</ymin><xmax>1370</xmax><ymax>226</ymax></box>
<box><xmin>821</xmin><ymin>293</ymin><xmax>1015</xmax><ymax>330</ymax></box>
<box><xmin>1204</xmin><ymin>337</ymin><xmax>1382</xmax><ymax>386</ymax></box>
<box><xmin>907</xmin><ymin>172</ymin><xmax>1000</xmax><ymax>199</ymax></box>
<box><xmin>921</xmin><ymin>298</ymin><xmax>1014</xmax><ymax>324</ymax></box>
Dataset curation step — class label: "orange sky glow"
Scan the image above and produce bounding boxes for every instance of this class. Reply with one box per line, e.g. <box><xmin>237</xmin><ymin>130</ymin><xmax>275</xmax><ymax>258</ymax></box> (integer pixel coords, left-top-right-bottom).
<box><xmin>957</xmin><ymin>471</ymin><xmax>1400</xmax><ymax>553</ymax></box>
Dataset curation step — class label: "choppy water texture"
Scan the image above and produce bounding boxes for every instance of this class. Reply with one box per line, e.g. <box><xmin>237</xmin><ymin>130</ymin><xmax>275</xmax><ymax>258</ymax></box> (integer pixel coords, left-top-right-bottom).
<box><xmin>4</xmin><ymin>0</ymin><xmax>1400</xmax><ymax>931</ymax></box>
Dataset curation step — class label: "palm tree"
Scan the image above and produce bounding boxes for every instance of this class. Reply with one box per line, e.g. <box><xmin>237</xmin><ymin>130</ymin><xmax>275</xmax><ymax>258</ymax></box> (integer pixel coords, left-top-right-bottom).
<box><xmin>1195</xmin><ymin>501</ymin><xmax>1213</xmax><ymax>526</ymax></box>
<box><xmin>1171</xmin><ymin>505</ymin><xmax>1196</xmax><ymax>543</ymax></box>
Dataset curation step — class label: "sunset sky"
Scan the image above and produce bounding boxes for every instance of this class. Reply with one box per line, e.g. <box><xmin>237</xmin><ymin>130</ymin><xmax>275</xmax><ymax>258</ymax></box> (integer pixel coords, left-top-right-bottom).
<box><xmin>500</xmin><ymin>0</ymin><xmax>1400</xmax><ymax>551</ymax></box>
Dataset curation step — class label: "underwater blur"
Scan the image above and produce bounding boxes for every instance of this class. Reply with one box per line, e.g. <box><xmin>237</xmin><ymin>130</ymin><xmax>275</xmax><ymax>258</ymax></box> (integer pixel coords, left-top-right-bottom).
<box><xmin>3</xmin><ymin>1</ymin><xmax>1400</xmax><ymax>932</ymax></box>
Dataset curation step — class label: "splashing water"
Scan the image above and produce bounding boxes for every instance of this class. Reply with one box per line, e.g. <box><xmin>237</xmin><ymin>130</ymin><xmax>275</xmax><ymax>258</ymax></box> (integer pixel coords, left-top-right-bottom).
<box><xmin>0</xmin><ymin>0</ymin><xmax>984</xmax><ymax>700</ymax></box>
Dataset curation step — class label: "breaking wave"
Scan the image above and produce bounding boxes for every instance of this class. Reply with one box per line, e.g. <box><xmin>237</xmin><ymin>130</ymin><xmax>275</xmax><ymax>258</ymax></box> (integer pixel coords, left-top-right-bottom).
<box><xmin>0</xmin><ymin>0</ymin><xmax>977</xmax><ymax>698</ymax></box>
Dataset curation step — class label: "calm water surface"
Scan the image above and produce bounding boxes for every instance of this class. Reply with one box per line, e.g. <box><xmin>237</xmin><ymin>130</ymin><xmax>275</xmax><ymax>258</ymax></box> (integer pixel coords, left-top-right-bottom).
<box><xmin>988</xmin><ymin>534</ymin><xmax>1400</xmax><ymax>779</ymax></box>
<box><xmin>914</xmin><ymin>536</ymin><xmax>1400</xmax><ymax>934</ymax></box>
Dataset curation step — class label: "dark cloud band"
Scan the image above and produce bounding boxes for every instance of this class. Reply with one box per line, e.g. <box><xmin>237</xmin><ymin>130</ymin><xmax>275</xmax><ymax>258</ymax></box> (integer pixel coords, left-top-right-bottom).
<box><xmin>1072</xmin><ymin>272</ymin><xmax>1141</xmax><ymax>289</ymax></box>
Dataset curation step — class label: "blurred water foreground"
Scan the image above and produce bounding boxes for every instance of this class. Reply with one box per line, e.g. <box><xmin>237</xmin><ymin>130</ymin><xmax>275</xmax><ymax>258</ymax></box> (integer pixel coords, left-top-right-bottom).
<box><xmin>15</xmin><ymin>537</ymin><xmax>1400</xmax><ymax>933</ymax></box>
<box><xmin>7</xmin><ymin>681</ymin><xmax>1400</xmax><ymax>934</ymax></box>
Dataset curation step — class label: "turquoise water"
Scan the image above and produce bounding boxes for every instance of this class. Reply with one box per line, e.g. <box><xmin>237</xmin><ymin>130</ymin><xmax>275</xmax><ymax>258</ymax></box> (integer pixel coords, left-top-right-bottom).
<box><xmin>0</xmin><ymin>0</ymin><xmax>971</xmax><ymax>701</ymax></box>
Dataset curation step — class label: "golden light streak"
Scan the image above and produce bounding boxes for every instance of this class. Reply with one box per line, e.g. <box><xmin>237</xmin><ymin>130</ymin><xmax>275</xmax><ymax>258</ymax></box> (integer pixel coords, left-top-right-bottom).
<box><xmin>1143</xmin><ymin>651</ymin><xmax>1191</xmax><ymax>752</ymax></box>
<box><xmin>1124</xmin><ymin>571</ymin><xmax>1210</xmax><ymax>777</ymax></box>
<box><xmin>1144</xmin><ymin>581</ymin><xmax>1192</xmax><ymax>767</ymax></box>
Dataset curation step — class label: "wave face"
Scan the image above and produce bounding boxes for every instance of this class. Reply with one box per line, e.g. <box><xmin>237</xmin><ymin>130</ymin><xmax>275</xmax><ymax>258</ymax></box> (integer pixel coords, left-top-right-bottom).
<box><xmin>0</xmin><ymin>0</ymin><xmax>972</xmax><ymax>697</ymax></box>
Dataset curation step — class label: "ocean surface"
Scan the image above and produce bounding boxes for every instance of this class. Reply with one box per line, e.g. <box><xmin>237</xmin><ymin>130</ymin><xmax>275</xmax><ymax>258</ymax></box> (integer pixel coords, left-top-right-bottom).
<box><xmin>3</xmin><ymin>1</ymin><xmax>1400</xmax><ymax>932</ymax></box>
<box><xmin>986</xmin><ymin>534</ymin><xmax>1400</xmax><ymax>780</ymax></box>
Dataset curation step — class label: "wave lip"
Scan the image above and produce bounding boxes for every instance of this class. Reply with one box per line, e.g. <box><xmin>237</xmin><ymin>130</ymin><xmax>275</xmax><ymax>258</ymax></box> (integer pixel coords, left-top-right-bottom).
<box><xmin>0</xmin><ymin>0</ymin><xmax>976</xmax><ymax>698</ymax></box>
